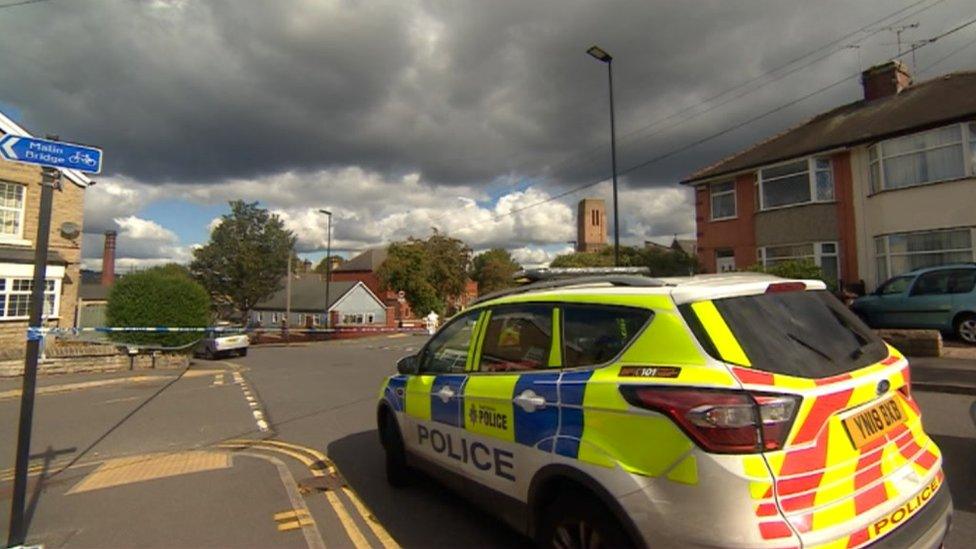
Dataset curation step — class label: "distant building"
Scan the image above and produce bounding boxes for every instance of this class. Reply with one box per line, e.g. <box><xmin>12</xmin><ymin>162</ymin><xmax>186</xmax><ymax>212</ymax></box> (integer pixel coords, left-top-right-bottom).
<box><xmin>251</xmin><ymin>277</ymin><xmax>391</xmax><ymax>328</ymax></box>
<box><xmin>684</xmin><ymin>61</ymin><xmax>976</xmax><ymax>289</ymax></box>
<box><xmin>576</xmin><ymin>198</ymin><xmax>607</xmax><ymax>252</ymax></box>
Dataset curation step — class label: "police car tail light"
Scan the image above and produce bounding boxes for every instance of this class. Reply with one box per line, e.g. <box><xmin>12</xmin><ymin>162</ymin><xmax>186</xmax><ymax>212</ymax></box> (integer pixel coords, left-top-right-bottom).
<box><xmin>620</xmin><ymin>387</ymin><xmax>800</xmax><ymax>454</ymax></box>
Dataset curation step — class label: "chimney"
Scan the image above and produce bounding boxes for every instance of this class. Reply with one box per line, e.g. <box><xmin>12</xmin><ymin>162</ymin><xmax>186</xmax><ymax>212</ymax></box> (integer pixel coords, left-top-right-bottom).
<box><xmin>861</xmin><ymin>60</ymin><xmax>912</xmax><ymax>101</ymax></box>
<box><xmin>101</xmin><ymin>230</ymin><xmax>117</xmax><ymax>286</ymax></box>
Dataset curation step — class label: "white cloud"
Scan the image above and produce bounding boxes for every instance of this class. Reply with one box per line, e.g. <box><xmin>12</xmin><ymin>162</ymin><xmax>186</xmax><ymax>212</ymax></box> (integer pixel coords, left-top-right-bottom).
<box><xmin>81</xmin><ymin>215</ymin><xmax>192</xmax><ymax>271</ymax></box>
<box><xmin>510</xmin><ymin>245</ymin><xmax>574</xmax><ymax>268</ymax></box>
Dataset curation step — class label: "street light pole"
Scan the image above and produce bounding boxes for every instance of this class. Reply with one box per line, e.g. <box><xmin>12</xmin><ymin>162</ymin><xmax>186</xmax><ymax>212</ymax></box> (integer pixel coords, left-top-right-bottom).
<box><xmin>587</xmin><ymin>45</ymin><xmax>620</xmax><ymax>266</ymax></box>
<box><xmin>318</xmin><ymin>210</ymin><xmax>332</xmax><ymax>328</ymax></box>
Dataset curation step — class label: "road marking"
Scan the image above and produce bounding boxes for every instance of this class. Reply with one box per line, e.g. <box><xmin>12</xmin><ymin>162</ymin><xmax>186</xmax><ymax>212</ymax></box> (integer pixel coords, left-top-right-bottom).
<box><xmin>326</xmin><ymin>490</ymin><xmax>370</xmax><ymax>548</ymax></box>
<box><xmin>0</xmin><ymin>375</ymin><xmax>168</xmax><ymax>401</ymax></box>
<box><xmin>252</xmin><ymin>440</ymin><xmax>398</xmax><ymax>549</ymax></box>
<box><xmin>212</xmin><ymin>373</ymin><xmax>225</xmax><ymax>386</ymax></box>
<box><xmin>275</xmin><ymin>509</ymin><xmax>315</xmax><ymax>532</ymax></box>
<box><xmin>236</xmin><ymin>451</ymin><xmax>325</xmax><ymax>549</ymax></box>
<box><xmin>67</xmin><ymin>451</ymin><xmax>229</xmax><ymax>494</ymax></box>
<box><xmin>218</xmin><ymin>439</ymin><xmax>386</xmax><ymax>549</ymax></box>
<box><xmin>225</xmin><ymin>368</ymin><xmax>270</xmax><ymax>432</ymax></box>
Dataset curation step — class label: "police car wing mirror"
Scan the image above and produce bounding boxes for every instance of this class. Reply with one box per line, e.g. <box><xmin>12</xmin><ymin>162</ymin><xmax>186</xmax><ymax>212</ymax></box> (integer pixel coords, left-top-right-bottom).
<box><xmin>397</xmin><ymin>354</ymin><xmax>419</xmax><ymax>375</ymax></box>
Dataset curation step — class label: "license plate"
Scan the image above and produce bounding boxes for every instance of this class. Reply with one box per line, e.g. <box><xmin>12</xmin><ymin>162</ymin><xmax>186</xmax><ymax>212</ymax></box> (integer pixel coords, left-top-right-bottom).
<box><xmin>842</xmin><ymin>396</ymin><xmax>905</xmax><ymax>449</ymax></box>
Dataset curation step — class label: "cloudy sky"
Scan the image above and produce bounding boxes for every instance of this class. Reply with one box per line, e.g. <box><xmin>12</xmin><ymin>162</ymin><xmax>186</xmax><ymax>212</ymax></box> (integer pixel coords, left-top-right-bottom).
<box><xmin>1</xmin><ymin>0</ymin><xmax>974</xmax><ymax>269</ymax></box>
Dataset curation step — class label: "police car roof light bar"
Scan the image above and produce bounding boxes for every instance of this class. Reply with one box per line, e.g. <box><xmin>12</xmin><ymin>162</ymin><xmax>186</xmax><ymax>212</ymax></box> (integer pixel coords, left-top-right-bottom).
<box><xmin>473</xmin><ymin>273</ymin><xmax>666</xmax><ymax>305</ymax></box>
<box><xmin>516</xmin><ymin>267</ymin><xmax>651</xmax><ymax>282</ymax></box>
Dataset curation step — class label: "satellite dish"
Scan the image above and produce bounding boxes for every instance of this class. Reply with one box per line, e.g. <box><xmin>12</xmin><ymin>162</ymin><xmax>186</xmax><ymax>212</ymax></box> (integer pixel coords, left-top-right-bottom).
<box><xmin>60</xmin><ymin>221</ymin><xmax>81</xmax><ymax>240</ymax></box>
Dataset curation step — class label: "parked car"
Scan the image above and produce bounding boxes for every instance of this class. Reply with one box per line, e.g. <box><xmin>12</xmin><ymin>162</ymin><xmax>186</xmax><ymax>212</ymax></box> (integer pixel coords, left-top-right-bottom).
<box><xmin>194</xmin><ymin>331</ymin><xmax>249</xmax><ymax>359</ymax></box>
<box><xmin>851</xmin><ymin>264</ymin><xmax>976</xmax><ymax>343</ymax></box>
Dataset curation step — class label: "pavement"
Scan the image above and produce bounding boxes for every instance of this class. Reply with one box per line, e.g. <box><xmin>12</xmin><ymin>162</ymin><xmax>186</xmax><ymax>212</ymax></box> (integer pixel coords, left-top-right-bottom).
<box><xmin>0</xmin><ymin>334</ymin><xmax>973</xmax><ymax>548</ymax></box>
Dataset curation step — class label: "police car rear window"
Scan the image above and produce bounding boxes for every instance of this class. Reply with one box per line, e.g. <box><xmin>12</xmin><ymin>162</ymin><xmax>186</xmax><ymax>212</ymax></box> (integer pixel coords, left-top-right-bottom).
<box><xmin>687</xmin><ymin>290</ymin><xmax>886</xmax><ymax>378</ymax></box>
<box><xmin>562</xmin><ymin>305</ymin><xmax>653</xmax><ymax>368</ymax></box>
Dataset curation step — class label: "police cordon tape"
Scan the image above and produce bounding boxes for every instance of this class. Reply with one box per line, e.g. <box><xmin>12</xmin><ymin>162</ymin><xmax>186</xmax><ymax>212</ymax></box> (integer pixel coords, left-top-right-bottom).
<box><xmin>27</xmin><ymin>325</ymin><xmax>429</xmax><ymax>340</ymax></box>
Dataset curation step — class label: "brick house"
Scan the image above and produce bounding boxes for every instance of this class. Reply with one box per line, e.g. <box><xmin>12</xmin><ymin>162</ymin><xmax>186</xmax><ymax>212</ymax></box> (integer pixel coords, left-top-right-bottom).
<box><xmin>683</xmin><ymin>61</ymin><xmax>976</xmax><ymax>291</ymax></box>
<box><xmin>0</xmin><ymin>112</ymin><xmax>91</xmax><ymax>353</ymax></box>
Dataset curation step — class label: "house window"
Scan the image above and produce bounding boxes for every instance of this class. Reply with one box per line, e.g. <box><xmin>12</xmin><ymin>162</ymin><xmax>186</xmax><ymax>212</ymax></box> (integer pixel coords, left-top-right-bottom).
<box><xmin>254</xmin><ymin>312</ymin><xmax>262</xmax><ymax>323</ymax></box>
<box><xmin>343</xmin><ymin>313</ymin><xmax>366</xmax><ymax>324</ymax></box>
<box><xmin>758</xmin><ymin>242</ymin><xmax>839</xmax><ymax>284</ymax></box>
<box><xmin>0</xmin><ymin>278</ymin><xmax>59</xmax><ymax>320</ymax></box>
<box><xmin>875</xmin><ymin>228</ymin><xmax>974</xmax><ymax>281</ymax></box>
<box><xmin>271</xmin><ymin>312</ymin><xmax>279</xmax><ymax>324</ymax></box>
<box><xmin>0</xmin><ymin>182</ymin><xmax>26</xmax><ymax>239</ymax></box>
<box><xmin>869</xmin><ymin>123</ymin><xmax>974</xmax><ymax>192</ymax></box>
<box><xmin>366</xmin><ymin>313</ymin><xmax>375</xmax><ymax>323</ymax></box>
<box><xmin>709</xmin><ymin>181</ymin><xmax>736</xmax><ymax>220</ymax></box>
<box><xmin>758</xmin><ymin>157</ymin><xmax>833</xmax><ymax>209</ymax></box>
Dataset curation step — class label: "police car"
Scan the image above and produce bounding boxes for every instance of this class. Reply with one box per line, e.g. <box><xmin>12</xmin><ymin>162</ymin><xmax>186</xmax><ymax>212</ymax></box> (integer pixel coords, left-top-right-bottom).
<box><xmin>377</xmin><ymin>269</ymin><xmax>951</xmax><ymax>548</ymax></box>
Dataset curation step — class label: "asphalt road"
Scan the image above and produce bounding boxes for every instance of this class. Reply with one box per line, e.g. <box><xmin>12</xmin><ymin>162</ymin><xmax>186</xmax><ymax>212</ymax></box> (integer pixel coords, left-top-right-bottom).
<box><xmin>1</xmin><ymin>336</ymin><xmax>974</xmax><ymax>548</ymax></box>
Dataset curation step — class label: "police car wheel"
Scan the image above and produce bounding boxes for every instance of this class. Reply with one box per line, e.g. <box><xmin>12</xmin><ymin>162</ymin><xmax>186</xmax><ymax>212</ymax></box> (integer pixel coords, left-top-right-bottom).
<box><xmin>538</xmin><ymin>490</ymin><xmax>633</xmax><ymax>549</ymax></box>
<box><xmin>381</xmin><ymin>415</ymin><xmax>410</xmax><ymax>487</ymax></box>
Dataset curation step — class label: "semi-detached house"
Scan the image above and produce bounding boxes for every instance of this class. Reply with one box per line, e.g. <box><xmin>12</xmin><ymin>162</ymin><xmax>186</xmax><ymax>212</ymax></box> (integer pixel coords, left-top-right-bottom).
<box><xmin>0</xmin><ymin>111</ymin><xmax>92</xmax><ymax>353</ymax></box>
<box><xmin>683</xmin><ymin>61</ymin><xmax>976</xmax><ymax>292</ymax></box>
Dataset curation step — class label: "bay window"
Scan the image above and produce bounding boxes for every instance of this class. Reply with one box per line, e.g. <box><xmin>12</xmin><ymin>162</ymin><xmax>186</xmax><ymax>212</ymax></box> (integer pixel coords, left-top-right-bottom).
<box><xmin>709</xmin><ymin>181</ymin><xmax>736</xmax><ymax>220</ymax></box>
<box><xmin>758</xmin><ymin>241</ymin><xmax>839</xmax><ymax>284</ymax></box>
<box><xmin>0</xmin><ymin>278</ymin><xmax>59</xmax><ymax>320</ymax></box>
<box><xmin>869</xmin><ymin>122</ymin><xmax>975</xmax><ymax>192</ymax></box>
<box><xmin>875</xmin><ymin>227</ymin><xmax>974</xmax><ymax>281</ymax></box>
<box><xmin>758</xmin><ymin>157</ymin><xmax>834</xmax><ymax>209</ymax></box>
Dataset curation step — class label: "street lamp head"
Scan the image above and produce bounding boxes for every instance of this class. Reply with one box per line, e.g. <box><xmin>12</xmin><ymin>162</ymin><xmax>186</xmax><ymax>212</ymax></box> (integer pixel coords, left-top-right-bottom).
<box><xmin>586</xmin><ymin>45</ymin><xmax>612</xmax><ymax>63</ymax></box>
<box><xmin>318</xmin><ymin>209</ymin><xmax>332</xmax><ymax>216</ymax></box>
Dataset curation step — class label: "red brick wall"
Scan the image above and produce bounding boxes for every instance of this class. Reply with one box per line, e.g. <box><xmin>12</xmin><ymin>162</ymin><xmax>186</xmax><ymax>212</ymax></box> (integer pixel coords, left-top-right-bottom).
<box><xmin>695</xmin><ymin>173</ymin><xmax>757</xmax><ymax>272</ymax></box>
<box><xmin>330</xmin><ymin>271</ymin><xmax>382</xmax><ymax>296</ymax></box>
<box><xmin>832</xmin><ymin>151</ymin><xmax>859</xmax><ymax>286</ymax></box>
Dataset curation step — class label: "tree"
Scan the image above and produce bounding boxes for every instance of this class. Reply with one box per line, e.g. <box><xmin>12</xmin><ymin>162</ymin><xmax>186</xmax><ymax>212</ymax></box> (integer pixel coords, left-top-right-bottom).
<box><xmin>549</xmin><ymin>251</ymin><xmax>614</xmax><ymax>268</ymax></box>
<box><xmin>548</xmin><ymin>245</ymin><xmax>699</xmax><ymax>275</ymax></box>
<box><xmin>142</xmin><ymin>263</ymin><xmax>193</xmax><ymax>280</ymax></box>
<box><xmin>106</xmin><ymin>269</ymin><xmax>210</xmax><ymax>348</ymax></box>
<box><xmin>190</xmin><ymin>201</ymin><xmax>296</xmax><ymax>321</ymax></box>
<box><xmin>471</xmin><ymin>248</ymin><xmax>521</xmax><ymax>295</ymax></box>
<box><xmin>378</xmin><ymin>240</ymin><xmax>443</xmax><ymax>316</ymax></box>
<box><xmin>377</xmin><ymin>230</ymin><xmax>472</xmax><ymax>316</ymax></box>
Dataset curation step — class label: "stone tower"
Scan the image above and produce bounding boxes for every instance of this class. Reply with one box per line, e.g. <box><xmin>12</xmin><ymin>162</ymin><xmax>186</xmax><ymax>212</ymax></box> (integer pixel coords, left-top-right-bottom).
<box><xmin>577</xmin><ymin>198</ymin><xmax>607</xmax><ymax>252</ymax></box>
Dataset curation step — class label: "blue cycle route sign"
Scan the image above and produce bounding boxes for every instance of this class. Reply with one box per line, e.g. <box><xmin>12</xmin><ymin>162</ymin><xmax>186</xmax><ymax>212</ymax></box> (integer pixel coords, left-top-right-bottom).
<box><xmin>0</xmin><ymin>134</ymin><xmax>102</xmax><ymax>174</ymax></box>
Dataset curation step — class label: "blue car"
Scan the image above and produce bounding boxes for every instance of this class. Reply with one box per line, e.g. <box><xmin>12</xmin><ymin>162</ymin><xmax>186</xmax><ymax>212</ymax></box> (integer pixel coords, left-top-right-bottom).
<box><xmin>852</xmin><ymin>264</ymin><xmax>976</xmax><ymax>344</ymax></box>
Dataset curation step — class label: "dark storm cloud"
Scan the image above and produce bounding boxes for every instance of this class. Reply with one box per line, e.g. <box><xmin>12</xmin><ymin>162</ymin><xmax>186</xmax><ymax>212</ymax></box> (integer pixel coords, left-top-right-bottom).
<box><xmin>0</xmin><ymin>0</ymin><xmax>970</xmax><ymax>189</ymax></box>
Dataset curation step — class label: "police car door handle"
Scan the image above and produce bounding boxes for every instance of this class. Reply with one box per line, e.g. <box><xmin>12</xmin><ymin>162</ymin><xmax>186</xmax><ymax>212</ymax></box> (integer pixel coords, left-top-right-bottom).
<box><xmin>436</xmin><ymin>385</ymin><xmax>456</xmax><ymax>403</ymax></box>
<box><xmin>514</xmin><ymin>390</ymin><xmax>547</xmax><ymax>412</ymax></box>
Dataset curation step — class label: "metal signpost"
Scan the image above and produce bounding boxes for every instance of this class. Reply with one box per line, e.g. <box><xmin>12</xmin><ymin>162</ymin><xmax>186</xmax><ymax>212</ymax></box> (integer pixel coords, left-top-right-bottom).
<box><xmin>2</xmin><ymin>134</ymin><xmax>101</xmax><ymax>548</ymax></box>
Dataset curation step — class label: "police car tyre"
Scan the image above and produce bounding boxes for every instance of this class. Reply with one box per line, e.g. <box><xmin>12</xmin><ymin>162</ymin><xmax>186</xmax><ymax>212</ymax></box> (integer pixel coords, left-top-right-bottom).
<box><xmin>537</xmin><ymin>488</ymin><xmax>634</xmax><ymax>549</ymax></box>
<box><xmin>380</xmin><ymin>411</ymin><xmax>410</xmax><ymax>487</ymax></box>
<box><xmin>954</xmin><ymin>313</ymin><xmax>976</xmax><ymax>344</ymax></box>
<box><xmin>239</xmin><ymin>348</ymin><xmax>248</xmax><ymax>357</ymax></box>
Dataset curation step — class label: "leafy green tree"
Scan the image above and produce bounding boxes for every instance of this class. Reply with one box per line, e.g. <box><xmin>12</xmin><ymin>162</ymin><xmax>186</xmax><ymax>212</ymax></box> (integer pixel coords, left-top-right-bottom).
<box><xmin>313</xmin><ymin>256</ymin><xmax>343</xmax><ymax>275</ymax></box>
<box><xmin>378</xmin><ymin>240</ymin><xmax>443</xmax><ymax>316</ymax></box>
<box><xmin>142</xmin><ymin>263</ymin><xmax>193</xmax><ymax>280</ymax></box>
<box><xmin>549</xmin><ymin>251</ymin><xmax>614</xmax><ymax>268</ymax></box>
<box><xmin>471</xmin><ymin>248</ymin><xmax>521</xmax><ymax>294</ymax></box>
<box><xmin>106</xmin><ymin>269</ymin><xmax>210</xmax><ymax>348</ymax></box>
<box><xmin>190</xmin><ymin>201</ymin><xmax>296</xmax><ymax>321</ymax></box>
<box><xmin>377</xmin><ymin>230</ymin><xmax>472</xmax><ymax>316</ymax></box>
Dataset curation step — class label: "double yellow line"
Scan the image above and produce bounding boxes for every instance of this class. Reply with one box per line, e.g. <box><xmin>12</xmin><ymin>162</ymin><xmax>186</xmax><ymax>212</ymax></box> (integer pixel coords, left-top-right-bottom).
<box><xmin>218</xmin><ymin>438</ymin><xmax>398</xmax><ymax>549</ymax></box>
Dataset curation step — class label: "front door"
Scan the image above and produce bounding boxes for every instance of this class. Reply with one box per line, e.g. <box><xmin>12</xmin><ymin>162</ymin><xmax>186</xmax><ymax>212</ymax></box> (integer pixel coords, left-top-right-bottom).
<box><xmin>716</xmin><ymin>250</ymin><xmax>736</xmax><ymax>273</ymax></box>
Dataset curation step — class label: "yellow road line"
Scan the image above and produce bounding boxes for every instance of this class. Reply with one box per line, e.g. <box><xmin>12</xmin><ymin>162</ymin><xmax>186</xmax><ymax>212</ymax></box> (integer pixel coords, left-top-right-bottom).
<box><xmin>220</xmin><ymin>439</ymin><xmax>379</xmax><ymax>548</ymax></box>
<box><xmin>342</xmin><ymin>486</ymin><xmax>400</xmax><ymax>549</ymax></box>
<box><xmin>326</xmin><ymin>490</ymin><xmax>370</xmax><ymax>548</ymax></box>
<box><xmin>274</xmin><ymin>509</ymin><xmax>310</xmax><ymax>521</ymax></box>
<box><xmin>0</xmin><ymin>376</ymin><xmax>165</xmax><ymax>401</ymax></box>
<box><xmin>277</xmin><ymin>517</ymin><xmax>315</xmax><ymax>532</ymax></box>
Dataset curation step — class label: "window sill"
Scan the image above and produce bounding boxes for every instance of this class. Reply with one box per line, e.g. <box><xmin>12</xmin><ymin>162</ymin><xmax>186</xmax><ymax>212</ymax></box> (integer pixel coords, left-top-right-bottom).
<box><xmin>757</xmin><ymin>200</ymin><xmax>837</xmax><ymax>213</ymax></box>
<box><xmin>708</xmin><ymin>216</ymin><xmax>739</xmax><ymax>222</ymax></box>
<box><xmin>867</xmin><ymin>175</ymin><xmax>975</xmax><ymax>198</ymax></box>
<box><xmin>0</xmin><ymin>237</ymin><xmax>32</xmax><ymax>247</ymax></box>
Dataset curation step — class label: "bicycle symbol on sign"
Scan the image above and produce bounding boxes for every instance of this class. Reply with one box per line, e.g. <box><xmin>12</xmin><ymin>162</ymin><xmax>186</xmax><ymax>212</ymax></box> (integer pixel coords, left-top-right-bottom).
<box><xmin>68</xmin><ymin>152</ymin><xmax>97</xmax><ymax>167</ymax></box>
